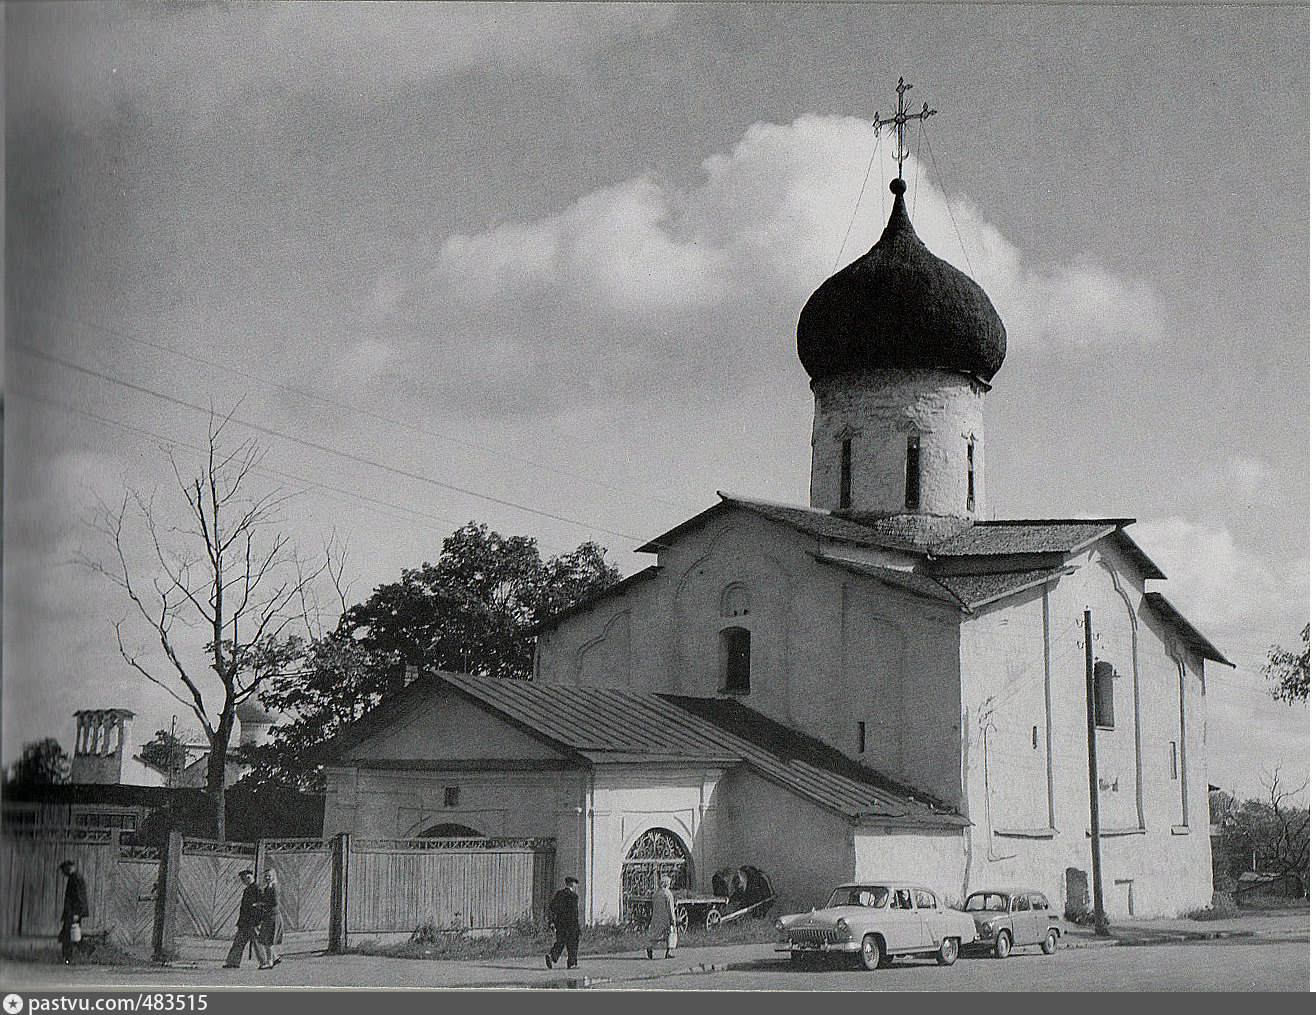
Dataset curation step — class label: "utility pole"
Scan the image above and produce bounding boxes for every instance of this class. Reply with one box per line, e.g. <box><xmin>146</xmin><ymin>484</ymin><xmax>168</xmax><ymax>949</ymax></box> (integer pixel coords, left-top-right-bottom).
<box><xmin>1083</xmin><ymin>610</ymin><xmax>1111</xmax><ymax>935</ymax></box>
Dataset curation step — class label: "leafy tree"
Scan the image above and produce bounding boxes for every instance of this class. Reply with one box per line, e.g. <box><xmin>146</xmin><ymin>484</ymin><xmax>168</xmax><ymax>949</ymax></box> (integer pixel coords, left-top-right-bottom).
<box><xmin>82</xmin><ymin>416</ymin><xmax>324</xmax><ymax>838</ymax></box>
<box><xmin>7</xmin><ymin>738</ymin><xmax>71</xmax><ymax>787</ymax></box>
<box><xmin>240</xmin><ymin>633</ymin><xmax>382</xmax><ymax>792</ymax></box>
<box><xmin>341</xmin><ymin>521</ymin><xmax>618</xmax><ymax>687</ymax></box>
<box><xmin>242</xmin><ymin>522</ymin><xmax>619</xmax><ymax>791</ymax></box>
<box><xmin>138</xmin><ymin>728</ymin><xmax>190</xmax><ymax>786</ymax></box>
<box><xmin>1264</xmin><ymin>625</ymin><xmax>1309</xmax><ymax>704</ymax></box>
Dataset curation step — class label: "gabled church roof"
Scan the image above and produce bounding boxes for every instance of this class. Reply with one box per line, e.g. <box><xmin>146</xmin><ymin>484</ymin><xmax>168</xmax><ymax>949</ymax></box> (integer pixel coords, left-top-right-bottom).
<box><xmin>816</xmin><ymin>554</ymin><xmax>1077</xmax><ymax>613</ymax></box>
<box><xmin>1143</xmin><ymin>592</ymin><xmax>1234</xmax><ymax>667</ymax></box>
<box><xmin>322</xmin><ymin>670</ymin><xmax>968</xmax><ymax>828</ymax></box>
<box><xmin>636</xmin><ymin>495</ymin><xmax>1164</xmax><ymax>581</ymax></box>
<box><xmin>635</xmin><ymin>493</ymin><xmax>924</xmax><ymax>555</ymax></box>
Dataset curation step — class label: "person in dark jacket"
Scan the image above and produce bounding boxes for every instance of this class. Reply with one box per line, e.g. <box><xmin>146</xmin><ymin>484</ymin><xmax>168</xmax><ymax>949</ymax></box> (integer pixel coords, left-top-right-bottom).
<box><xmin>545</xmin><ymin>876</ymin><xmax>581</xmax><ymax>969</ymax></box>
<box><xmin>222</xmin><ymin>869</ymin><xmax>268</xmax><ymax>968</ymax></box>
<box><xmin>58</xmin><ymin>860</ymin><xmax>89</xmax><ymax>963</ymax></box>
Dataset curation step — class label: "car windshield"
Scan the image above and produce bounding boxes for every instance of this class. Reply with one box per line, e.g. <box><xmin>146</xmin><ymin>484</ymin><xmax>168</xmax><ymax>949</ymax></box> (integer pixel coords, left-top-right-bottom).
<box><xmin>827</xmin><ymin>886</ymin><xmax>889</xmax><ymax>908</ymax></box>
<box><xmin>964</xmin><ymin>892</ymin><xmax>1008</xmax><ymax>912</ymax></box>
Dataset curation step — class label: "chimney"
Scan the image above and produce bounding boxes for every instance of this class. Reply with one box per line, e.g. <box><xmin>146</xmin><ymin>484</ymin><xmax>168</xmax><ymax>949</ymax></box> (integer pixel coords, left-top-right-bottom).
<box><xmin>70</xmin><ymin>709</ymin><xmax>135</xmax><ymax>784</ymax></box>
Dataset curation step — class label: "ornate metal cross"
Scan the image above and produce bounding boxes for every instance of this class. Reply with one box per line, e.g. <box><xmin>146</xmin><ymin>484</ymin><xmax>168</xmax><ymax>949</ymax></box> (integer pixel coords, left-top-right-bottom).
<box><xmin>874</xmin><ymin>77</ymin><xmax>936</xmax><ymax>179</ymax></box>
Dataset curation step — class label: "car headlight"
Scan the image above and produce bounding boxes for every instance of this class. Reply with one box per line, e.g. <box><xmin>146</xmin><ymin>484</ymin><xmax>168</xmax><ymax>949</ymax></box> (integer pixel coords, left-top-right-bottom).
<box><xmin>774</xmin><ymin>918</ymin><xmax>785</xmax><ymax>935</ymax></box>
<box><xmin>834</xmin><ymin>917</ymin><xmax>851</xmax><ymax>938</ymax></box>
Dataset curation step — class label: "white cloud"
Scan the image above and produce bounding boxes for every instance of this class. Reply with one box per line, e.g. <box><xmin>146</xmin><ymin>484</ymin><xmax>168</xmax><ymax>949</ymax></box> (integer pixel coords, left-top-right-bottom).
<box><xmin>1130</xmin><ymin>516</ymin><xmax>1307</xmax><ymax>656</ymax></box>
<box><xmin>904</xmin><ymin>186</ymin><xmax>1166</xmax><ymax>349</ymax></box>
<box><xmin>1225</xmin><ymin>457</ymin><xmax>1273</xmax><ymax>504</ymax></box>
<box><xmin>377</xmin><ymin>114</ymin><xmax>1169</xmax><ymax>417</ymax></box>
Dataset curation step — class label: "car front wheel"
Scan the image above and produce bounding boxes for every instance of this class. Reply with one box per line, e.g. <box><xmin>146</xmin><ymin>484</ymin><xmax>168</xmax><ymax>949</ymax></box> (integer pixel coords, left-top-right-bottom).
<box><xmin>993</xmin><ymin>930</ymin><xmax>1012</xmax><ymax>959</ymax></box>
<box><xmin>859</xmin><ymin>934</ymin><xmax>884</xmax><ymax>971</ymax></box>
<box><xmin>936</xmin><ymin>937</ymin><xmax>959</xmax><ymax>966</ymax></box>
<box><xmin>1041</xmin><ymin>929</ymin><xmax>1059</xmax><ymax>955</ymax></box>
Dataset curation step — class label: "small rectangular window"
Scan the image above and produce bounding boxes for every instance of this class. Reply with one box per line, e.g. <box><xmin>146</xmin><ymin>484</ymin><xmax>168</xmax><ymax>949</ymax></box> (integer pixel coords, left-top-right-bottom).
<box><xmin>1032</xmin><ymin>725</ymin><xmax>1038</xmax><ymax>749</ymax></box>
<box><xmin>444</xmin><ymin>786</ymin><xmax>460</xmax><ymax>807</ymax></box>
<box><xmin>1094</xmin><ymin>661</ymin><xmax>1116</xmax><ymax>729</ymax></box>
<box><xmin>839</xmin><ymin>438</ymin><xmax>852</xmax><ymax>510</ymax></box>
<box><xmin>966</xmin><ymin>440</ymin><xmax>976</xmax><ymax>511</ymax></box>
<box><xmin>1170</xmin><ymin>743</ymin><xmax>1178</xmax><ymax>780</ymax></box>
<box><xmin>905</xmin><ymin>433</ymin><xmax>921</xmax><ymax>509</ymax></box>
<box><xmin>857</xmin><ymin>721</ymin><xmax>866</xmax><ymax>754</ymax></box>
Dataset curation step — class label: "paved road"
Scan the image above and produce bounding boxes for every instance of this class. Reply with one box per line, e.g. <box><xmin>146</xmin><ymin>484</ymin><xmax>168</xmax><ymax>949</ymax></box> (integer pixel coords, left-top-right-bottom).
<box><xmin>625</xmin><ymin>937</ymin><xmax>1311</xmax><ymax>991</ymax></box>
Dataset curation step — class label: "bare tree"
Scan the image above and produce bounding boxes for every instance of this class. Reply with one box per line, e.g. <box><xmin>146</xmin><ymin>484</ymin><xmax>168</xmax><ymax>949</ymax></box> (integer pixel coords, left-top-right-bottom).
<box><xmin>83</xmin><ymin>414</ymin><xmax>324</xmax><ymax>839</ymax></box>
<box><xmin>1258</xmin><ymin>767</ymin><xmax>1310</xmax><ymax>889</ymax></box>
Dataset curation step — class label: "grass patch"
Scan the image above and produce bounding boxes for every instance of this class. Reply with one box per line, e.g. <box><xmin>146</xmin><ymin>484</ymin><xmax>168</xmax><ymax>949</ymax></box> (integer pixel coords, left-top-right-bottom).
<box><xmin>351</xmin><ymin>916</ymin><xmax>778</xmax><ymax>962</ymax></box>
<box><xmin>1183</xmin><ymin>891</ymin><xmax>1241</xmax><ymax>921</ymax></box>
<box><xmin>0</xmin><ymin>935</ymin><xmax>150</xmax><ymax>966</ymax></box>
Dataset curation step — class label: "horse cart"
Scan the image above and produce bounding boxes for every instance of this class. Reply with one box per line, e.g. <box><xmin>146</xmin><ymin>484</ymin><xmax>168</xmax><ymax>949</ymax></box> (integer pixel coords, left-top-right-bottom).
<box><xmin>674</xmin><ymin>865</ymin><xmax>775</xmax><ymax>930</ymax></box>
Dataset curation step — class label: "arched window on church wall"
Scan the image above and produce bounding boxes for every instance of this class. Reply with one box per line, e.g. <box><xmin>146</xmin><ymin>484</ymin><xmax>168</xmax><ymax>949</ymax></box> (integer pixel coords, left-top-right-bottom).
<box><xmin>839</xmin><ymin>437</ymin><xmax>853</xmax><ymax>510</ymax></box>
<box><xmin>720</xmin><ymin>627</ymin><xmax>751</xmax><ymax>695</ymax></box>
<box><xmin>1094</xmin><ymin>660</ymin><xmax>1117</xmax><ymax>729</ymax></box>
<box><xmin>905</xmin><ymin>432</ymin><xmax>921</xmax><ymax>509</ymax></box>
<box><xmin>966</xmin><ymin>438</ymin><xmax>976</xmax><ymax>512</ymax></box>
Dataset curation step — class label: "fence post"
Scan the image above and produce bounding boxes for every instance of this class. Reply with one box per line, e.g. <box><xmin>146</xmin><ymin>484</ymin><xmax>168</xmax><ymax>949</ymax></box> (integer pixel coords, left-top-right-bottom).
<box><xmin>152</xmin><ymin>830</ymin><xmax>182</xmax><ymax>963</ymax></box>
<box><xmin>328</xmin><ymin>833</ymin><xmax>350</xmax><ymax>954</ymax></box>
<box><xmin>254</xmin><ymin>838</ymin><xmax>268</xmax><ymax>880</ymax></box>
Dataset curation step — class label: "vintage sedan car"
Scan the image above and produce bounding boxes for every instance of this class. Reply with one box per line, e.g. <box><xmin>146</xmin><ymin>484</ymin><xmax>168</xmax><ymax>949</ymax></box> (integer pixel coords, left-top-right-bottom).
<box><xmin>961</xmin><ymin>889</ymin><xmax>1066</xmax><ymax>957</ymax></box>
<box><xmin>775</xmin><ymin>882</ymin><xmax>977</xmax><ymax>969</ymax></box>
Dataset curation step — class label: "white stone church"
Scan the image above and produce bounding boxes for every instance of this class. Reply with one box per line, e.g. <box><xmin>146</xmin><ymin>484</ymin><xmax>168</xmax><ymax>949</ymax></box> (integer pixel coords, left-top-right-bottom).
<box><xmin>323</xmin><ymin>170</ymin><xmax>1229</xmax><ymax>922</ymax></box>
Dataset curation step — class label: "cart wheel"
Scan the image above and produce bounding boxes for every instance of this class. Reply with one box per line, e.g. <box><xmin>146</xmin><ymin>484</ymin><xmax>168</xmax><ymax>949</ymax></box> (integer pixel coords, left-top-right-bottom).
<box><xmin>705</xmin><ymin>907</ymin><xmax>722</xmax><ymax>930</ymax></box>
<box><xmin>676</xmin><ymin>907</ymin><xmax>689</xmax><ymax>931</ymax></box>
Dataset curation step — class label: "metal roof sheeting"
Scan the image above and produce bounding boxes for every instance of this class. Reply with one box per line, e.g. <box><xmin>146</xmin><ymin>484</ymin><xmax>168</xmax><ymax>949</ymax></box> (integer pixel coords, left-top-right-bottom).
<box><xmin>327</xmin><ymin>670</ymin><xmax>966</xmax><ymax>827</ymax></box>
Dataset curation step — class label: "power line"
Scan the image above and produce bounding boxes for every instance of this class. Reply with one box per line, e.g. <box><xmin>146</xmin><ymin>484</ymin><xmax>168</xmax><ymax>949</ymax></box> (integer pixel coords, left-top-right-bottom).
<box><xmin>920</xmin><ymin>132</ymin><xmax>976</xmax><ymax>280</ymax></box>
<box><xmin>11</xmin><ymin>388</ymin><xmax>480</xmax><ymax>538</ymax></box>
<box><xmin>15</xmin><ymin>343</ymin><xmax>652</xmax><ymax>544</ymax></box>
<box><xmin>832</xmin><ymin>136</ymin><xmax>881</xmax><ymax>272</ymax></box>
<box><xmin>30</xmin><ymin>307</ymin><xmax>689</xmax><ymax>510</ymax></box>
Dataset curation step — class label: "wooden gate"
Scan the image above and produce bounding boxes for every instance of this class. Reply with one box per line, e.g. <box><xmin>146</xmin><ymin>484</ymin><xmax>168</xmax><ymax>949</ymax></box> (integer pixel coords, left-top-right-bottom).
<box><xmin>176</xmin><ymin>838</ymin><xmax>255</xmax><ymax>955</ymax></box>
<box><xmin>262</xmin><ymin>838</ymin><xmax>332</xmax><ymax>954</ymax></box>
<box><xmin>104</xmin><ymin>844</ymin><xmax>160</xmax><ymax>950</ymax></box>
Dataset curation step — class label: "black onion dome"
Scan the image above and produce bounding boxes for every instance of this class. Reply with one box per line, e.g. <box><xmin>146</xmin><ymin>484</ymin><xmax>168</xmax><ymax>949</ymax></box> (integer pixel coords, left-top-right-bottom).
<box><xmin>798</xmin><ymin>179</ymin><xmax>1006</xmax><ymax>384</ymax></box>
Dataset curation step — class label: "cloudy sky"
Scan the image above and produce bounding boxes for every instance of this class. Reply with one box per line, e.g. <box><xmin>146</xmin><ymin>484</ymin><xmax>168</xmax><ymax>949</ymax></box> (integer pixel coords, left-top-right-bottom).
<box><xmin>5</xmin><ymin>2</ymin><xmax>1308</xmax><ymax>800</ymax></box>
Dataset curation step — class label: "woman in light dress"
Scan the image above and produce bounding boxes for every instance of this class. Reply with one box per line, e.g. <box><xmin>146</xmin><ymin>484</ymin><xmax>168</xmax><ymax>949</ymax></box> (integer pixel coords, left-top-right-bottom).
<box><xmin>646</xmin><ymin>874</ymin><xmax>678</xmax><ymax>959</ymax></box>
<box><xmin>257</xmin><ymin>868</ymin><xmax>284</xmax><ymax>969</ymax></box>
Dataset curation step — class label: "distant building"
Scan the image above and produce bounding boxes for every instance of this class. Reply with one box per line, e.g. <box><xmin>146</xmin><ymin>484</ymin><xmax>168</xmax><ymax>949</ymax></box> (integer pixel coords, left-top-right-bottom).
<box><xmin>67</xmin><ymin>700</ymin><xmax>277</xmax><ymax>789</ymax></box>
<box><xmin>71</xmin><ymin>709</ymin><xmax>165</xmax><ymax>787</ymax></box>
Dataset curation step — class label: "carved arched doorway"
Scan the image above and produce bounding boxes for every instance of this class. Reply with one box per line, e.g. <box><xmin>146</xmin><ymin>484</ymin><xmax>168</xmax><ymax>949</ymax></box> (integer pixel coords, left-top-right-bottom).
<box><xmin>621</xmin><ymin>827</ymin><xmax>691</xmax><ymax>927</ymax></box>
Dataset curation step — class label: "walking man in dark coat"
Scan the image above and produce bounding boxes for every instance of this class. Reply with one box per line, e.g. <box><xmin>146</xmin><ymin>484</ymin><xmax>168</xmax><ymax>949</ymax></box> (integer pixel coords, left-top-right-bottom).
<box><xmin>545</xmin><ymin>876</ymin><xmax>581</xmax><ymax>969</ymax></box>
<box><xmin>58</xmin><ymin>860</ymin><xmax>89</xmax><ymax>964</ymax></box>
<box><xmin>222</xmin><ymin>869</ymin><xmax>268</xmax><ymax>968</ymax></box>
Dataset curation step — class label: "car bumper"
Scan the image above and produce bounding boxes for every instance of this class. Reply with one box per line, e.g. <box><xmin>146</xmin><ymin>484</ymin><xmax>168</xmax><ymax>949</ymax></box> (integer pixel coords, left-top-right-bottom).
<box><xmin>776</xmin><ymin>940</ymin><xmax>862</xmax><ymax>954</ymax></box>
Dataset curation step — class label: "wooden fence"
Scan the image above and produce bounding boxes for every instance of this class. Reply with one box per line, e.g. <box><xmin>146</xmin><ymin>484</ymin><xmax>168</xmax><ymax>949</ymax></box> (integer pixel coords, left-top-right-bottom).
<box><xmin>0</xmin><ymin>828</ymin><xmax>158</xmax><ymax>950</ymax></box>
<box><xmin>344</xmin><ymin>837</ymin><xmax>556</xmax><ymax>940</ymax></box>
<box><xmin>3</xmin><ymin>829</ymin><xmax>554</xmax><ymax>957</ymax></box>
